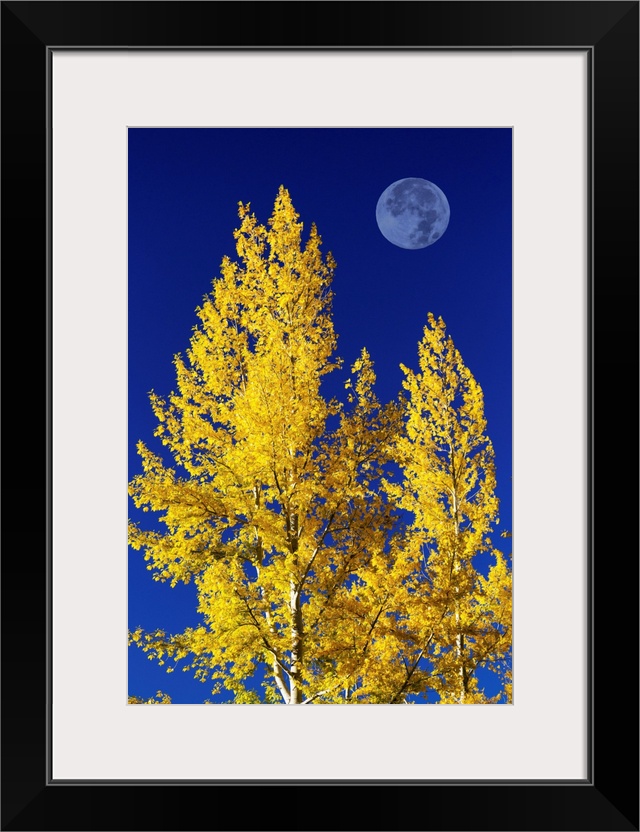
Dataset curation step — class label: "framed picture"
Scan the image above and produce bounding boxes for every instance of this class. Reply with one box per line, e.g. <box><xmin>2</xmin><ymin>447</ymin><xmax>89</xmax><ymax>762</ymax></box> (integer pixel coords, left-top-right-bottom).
<box><xmin>3</xmin><ymin>2</ymin><xmax>637</xmax><ymax>830</ymax></box>
<box><xmin>126</xmin><ymin>125</ymin><xmax>514</xmax><ymax>712</ymax></box>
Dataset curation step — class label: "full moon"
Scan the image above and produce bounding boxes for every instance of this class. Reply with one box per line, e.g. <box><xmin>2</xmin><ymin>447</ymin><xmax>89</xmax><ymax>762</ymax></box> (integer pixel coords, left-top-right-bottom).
<box><xmin>376</xmin><ymin>178</ymin><xmax>450</xmax><ymax>249</ymax></box>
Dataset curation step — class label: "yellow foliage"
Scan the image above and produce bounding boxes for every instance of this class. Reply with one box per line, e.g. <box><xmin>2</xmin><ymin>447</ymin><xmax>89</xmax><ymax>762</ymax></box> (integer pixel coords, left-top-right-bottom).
<box><xmin>128</xmin><ymin>691</ymin><xmax>172</xmax><ymax>704</ymax></box>
<box><xmin>129</xmin><ymin>189</ymin><xmax>511</xmax><ymax>704</ymax></box>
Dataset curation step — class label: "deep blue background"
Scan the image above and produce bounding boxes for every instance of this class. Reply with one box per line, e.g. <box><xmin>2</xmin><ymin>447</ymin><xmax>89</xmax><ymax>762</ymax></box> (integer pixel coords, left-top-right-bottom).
<box><xmin>128</xmin><ymin>127</ymin><xmax>512</xmax><ymax>703</ymax></box>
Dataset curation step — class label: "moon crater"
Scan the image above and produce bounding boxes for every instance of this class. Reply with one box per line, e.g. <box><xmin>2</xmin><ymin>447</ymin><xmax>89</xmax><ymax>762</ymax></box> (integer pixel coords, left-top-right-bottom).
<box><xmin>376</xmin><ymin>178</ymin><xmax>450</xmax><ymax>249</ymax></box>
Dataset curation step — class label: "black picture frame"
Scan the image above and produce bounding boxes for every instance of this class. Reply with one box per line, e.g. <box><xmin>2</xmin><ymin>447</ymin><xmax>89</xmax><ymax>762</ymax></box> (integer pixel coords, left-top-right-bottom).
<box><xmin>2</xmin><ymin>2</ymin><xmax>638</xmax><ymax>830</ymax></box>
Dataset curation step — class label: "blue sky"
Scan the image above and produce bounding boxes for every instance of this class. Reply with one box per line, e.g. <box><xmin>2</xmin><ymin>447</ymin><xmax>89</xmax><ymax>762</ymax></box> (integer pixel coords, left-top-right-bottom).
<box><xmin>128</xmin><ymin>127</ymin><xmax>512</xmax><ymax>703</ymax></box>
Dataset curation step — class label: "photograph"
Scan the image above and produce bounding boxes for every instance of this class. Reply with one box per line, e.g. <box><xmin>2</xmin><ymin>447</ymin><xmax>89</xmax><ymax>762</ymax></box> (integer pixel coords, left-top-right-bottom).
<box><xmin>127</xmin><ymin>127</ymin><xmax>513</xmax><ymax>705</ymax></box>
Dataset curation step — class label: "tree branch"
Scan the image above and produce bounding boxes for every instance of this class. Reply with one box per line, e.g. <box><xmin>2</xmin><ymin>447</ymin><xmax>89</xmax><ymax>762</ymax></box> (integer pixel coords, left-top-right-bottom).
<box><xmin>301</xmin><ymin>680</ymin><xmax>343</xmax><ymax>704</ymax></box>
<box><xmin>233</xmin><ymin>589</ymin><xmax>290</xmax><ymax>678</ymax></box>
<box><xmin>295</xmin><ymin>512</ymin><xmax>335</xmax><ymax>595</ymax></box>
<box><xmin>362</xmin><ymin>595</ymin><xmax>390</xmax><ymax>656</ymax></box>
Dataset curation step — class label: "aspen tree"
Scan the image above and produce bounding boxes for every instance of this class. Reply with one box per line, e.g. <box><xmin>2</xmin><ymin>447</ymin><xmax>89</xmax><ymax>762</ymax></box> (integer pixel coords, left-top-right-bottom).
<box><xmin>385</xmin><ymin>314</ymin><xmax>512</xmax><ymax>703</ymax></box>
<box><xmin>129</xmin><ymin>188</ymin><xmax>399</xmax><ymax>703</ymax></box>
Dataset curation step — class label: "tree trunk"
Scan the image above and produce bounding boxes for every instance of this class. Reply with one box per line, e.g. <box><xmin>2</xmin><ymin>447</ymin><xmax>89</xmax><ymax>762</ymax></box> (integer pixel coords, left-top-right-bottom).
<box><xmin>457</xmin><ymin>630</ymin><xmax>468</xmax><ymax>704</ymax></box>
<box><xmin>289</xmin><ymin>579</ymin><xmax>303</xmax><ymax>703</ymax></box>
